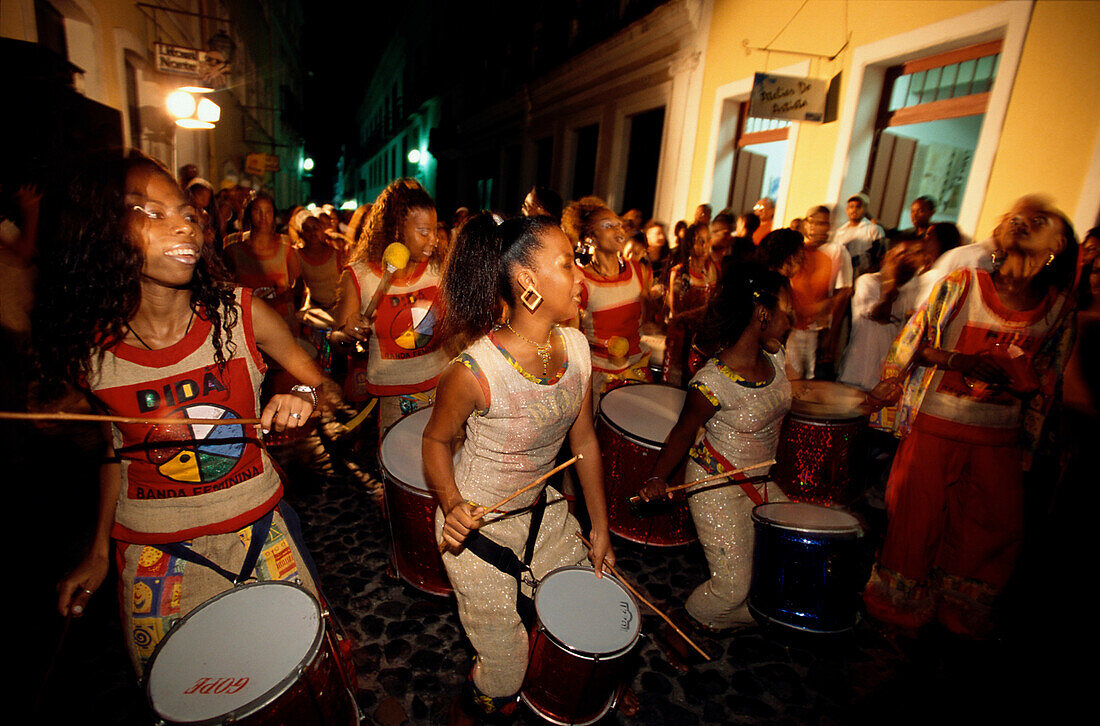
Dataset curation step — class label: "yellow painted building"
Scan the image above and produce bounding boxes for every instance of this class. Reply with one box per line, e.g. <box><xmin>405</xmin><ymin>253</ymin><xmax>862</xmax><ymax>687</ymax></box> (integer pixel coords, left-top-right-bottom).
<box><xmin>688</xmin><ymin>0</ymin><xmax>1100</xmax><ymax>240</ymax></box>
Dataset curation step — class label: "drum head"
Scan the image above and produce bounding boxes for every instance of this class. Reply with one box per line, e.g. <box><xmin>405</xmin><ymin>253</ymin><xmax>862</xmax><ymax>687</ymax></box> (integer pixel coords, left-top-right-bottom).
<box><xmin>789</xmin><ymin>380</ymin><xmax>866</xmax><ymax>420</ymax></box>
<box><xmin>598</xmin><ymin>383</ymin><xmax>685</xmax><ymax>447</ymax></box>
<box><xmin>534</xmin><ymin>566</ymin><xmax>640</xmax><ymax>657</ymax></box>
<box><xmin>380</xmin><ymin>407</ymin><xmax>434</xmax><ymax>492</ymax></box>
<box><xmin>146</xmin><ymin>582</ymin><xmax>323</xmax><ymax>724</ymax></box>
<box><xmin>752</xmin><ymin>502</ymin><xmax>861</xmax><ymax>534</ymax></box>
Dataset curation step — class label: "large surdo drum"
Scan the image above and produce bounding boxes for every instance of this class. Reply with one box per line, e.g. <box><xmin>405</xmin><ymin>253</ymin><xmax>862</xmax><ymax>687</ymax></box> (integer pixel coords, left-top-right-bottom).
<box><xmin>521</xmin><ymin>566</ymin><xmax>640</xmax><ymax>725</ymax></box>
<box><xmin>144</xmin><ymin>581</ymin><xmax>357</xmax><ymax>725</ymax></box>
<box><xmin>379</xmin><ymin>406</ymin><xmax>452</xmax><ymax>596</ymax></box>
<box><xmin>596</xmin><ymin>383</ymin><xmax>696</xmax><ymax>547</ymax></box>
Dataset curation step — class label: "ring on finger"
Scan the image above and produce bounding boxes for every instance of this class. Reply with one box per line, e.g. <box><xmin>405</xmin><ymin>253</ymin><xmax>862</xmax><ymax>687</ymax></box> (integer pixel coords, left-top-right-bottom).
<box><xmin>290</xmin><ymin>412</ymin><xmax>302</xmax><ymax>419</ymax></box>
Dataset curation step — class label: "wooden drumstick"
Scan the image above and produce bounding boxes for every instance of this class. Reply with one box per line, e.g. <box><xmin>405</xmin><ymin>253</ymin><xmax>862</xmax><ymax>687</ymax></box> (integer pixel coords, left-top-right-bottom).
<box><xmin>341</xmin><ymin>398</ymin><xmax>377</xmax><ymax>433</ymax></box>
<box><xmin>437</xmin><ymin>454</ymin><xmax>583</xmax><ymax>553</ymax></box>
<box><xmin>629</xmin><ymin>460</ymin><xmax>775</xmax><ymax>503</ymax></box>
<box><xmin>575</xmin><ymin>531</ymin><xmax>711</xmax><ymax>662</ymax></box>
<box><xmin>0</xmin><ymin>411</ymin><xmax>265</xmax><ymax>427</ymax></box>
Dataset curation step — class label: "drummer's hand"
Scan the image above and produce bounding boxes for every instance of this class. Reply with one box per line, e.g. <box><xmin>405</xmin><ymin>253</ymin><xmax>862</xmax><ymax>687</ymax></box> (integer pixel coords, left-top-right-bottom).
<box><xmin>261</xmin><ymin>393</ymin><xmax>315</xmax><ymax>434</ymax></box>
<box><xmin>330</xmin><ymin>314</ymin><xmax>375</xmax><ymax>348</ymax></box>
<box><xmin>587</xmin><ymin>528</ymin><xmax>614</xmax><ymax>578</ymax></box>
<box><xmin>861</xmin><ymin>378</ymin><xmax>904</xmax><ymax>414</ymax></box>
<box><xmin>638</xmin><ymin>476</ymin><xmax>671</xmax><ymax>502</ymax></box>
<box><xmin>57</xmin><ymin>552</ymin><xmax>109</xmax><ymax>617</ymax></box>
<box><xmin>442</xmin><ymin>501</ymin><xmax>485</xmax><ymax>550</ymax></box>
<box><xmin>953</xmin><ymin>352</ymin><xmax>1011</xmax><ymax>386</ymax></box>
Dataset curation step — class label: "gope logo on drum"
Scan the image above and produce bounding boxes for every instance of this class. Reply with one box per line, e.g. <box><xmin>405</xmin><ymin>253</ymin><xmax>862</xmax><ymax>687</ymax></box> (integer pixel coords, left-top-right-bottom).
<box><xmin>619</xmin><ymin>601</ymin><xmax>633</xmax><ymax>630</ymax></box>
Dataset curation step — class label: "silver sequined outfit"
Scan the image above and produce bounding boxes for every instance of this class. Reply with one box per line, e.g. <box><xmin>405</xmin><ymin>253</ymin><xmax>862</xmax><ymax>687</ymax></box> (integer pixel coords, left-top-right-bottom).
<box><xmin>684</xmin><ymin>348</ymin><xmax>791</xmax><ymax>629</ymax></box>
<box><xmin>437</xmin><ymin>326</ymin><xmax>590</xmax><ymax>697</ymax></box>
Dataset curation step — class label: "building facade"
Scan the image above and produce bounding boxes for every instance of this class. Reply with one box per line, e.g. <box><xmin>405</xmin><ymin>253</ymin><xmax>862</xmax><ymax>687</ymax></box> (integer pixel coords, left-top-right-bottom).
<box><xmin>2</xmin><ymin>0</ymin><xmax>309</xmax><ymax>207</ymax></box>
<box><xmin>689</xmin><ymin>0</ymin><xmax>1100</xmax><ymax>239</ymax></box>
<box><xmin>342</xmin><ymin>0</ymin><xmax>712</xmax><ymax>223</ymax></box>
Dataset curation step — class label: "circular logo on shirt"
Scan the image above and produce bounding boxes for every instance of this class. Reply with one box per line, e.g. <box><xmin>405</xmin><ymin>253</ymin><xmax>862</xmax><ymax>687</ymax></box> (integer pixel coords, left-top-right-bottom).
<box><xmin>144</xmin><ymin>403</ymin><xmax>246</xmax><ymax>483</ymax></box>
<box><xmin>391</xmin><ymin>298</ymin><xmax>437</xmax><ymax>350</ymax></box>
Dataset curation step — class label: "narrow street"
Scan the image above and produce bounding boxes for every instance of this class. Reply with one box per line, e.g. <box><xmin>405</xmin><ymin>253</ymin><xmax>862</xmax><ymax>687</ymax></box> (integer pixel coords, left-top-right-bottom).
<box><xmin>27</xmin><ymin>414</ymin><xmax>1080</xmax><ymax>725</ymax></box>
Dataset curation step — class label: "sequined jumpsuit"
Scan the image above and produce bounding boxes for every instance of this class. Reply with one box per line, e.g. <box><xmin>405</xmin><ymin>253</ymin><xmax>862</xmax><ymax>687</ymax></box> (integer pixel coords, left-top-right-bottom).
<box><xmin>436</xmin><ymin>326</ymin><xmax>590</xmax><ymax>697</ymax></box>
<box><xmin>683</xmin><ymin>348</ymin><xmax>791</xmax><ymax>629</ymax></box>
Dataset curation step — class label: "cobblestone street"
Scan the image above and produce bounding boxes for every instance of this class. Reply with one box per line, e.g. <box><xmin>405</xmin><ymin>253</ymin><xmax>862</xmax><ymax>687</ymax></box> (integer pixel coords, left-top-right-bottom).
<box><xmin>26</xmin><ymin>416</ymin><xmax>1083</xmax><ymax>725</ymax></box>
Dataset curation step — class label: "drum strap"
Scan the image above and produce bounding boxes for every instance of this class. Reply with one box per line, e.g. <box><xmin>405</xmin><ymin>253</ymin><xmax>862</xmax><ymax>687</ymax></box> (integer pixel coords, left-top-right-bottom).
<box><xmin>464</xmin><ymin>489</ymin><xmax>548</xmax><ymax>629</ymax></box>
<box><xmin>699</xmin><ymin>439</ymin><xmax>767</xmax><ymax>506</ymax></box>
<box><xmin>155</xmin><ymin>507</ymin><xmax>275</xmax><ymax>585</ymax></box>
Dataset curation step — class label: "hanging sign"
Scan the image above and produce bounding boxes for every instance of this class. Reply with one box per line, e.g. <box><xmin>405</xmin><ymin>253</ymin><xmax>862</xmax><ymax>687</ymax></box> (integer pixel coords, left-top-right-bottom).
<box><xmin>749</xmin><ymin>73</ymin><xmax>828</xmax><ymax>123</ymax></box>
<box><xmin>245</xmin><ymin>154</ymin><xmax>280</xmax><ymax>175</ymax></box>
<box><xmin>154</xmin><ymin>43</ymin><xmax>231</xmax><ymax>89</ymax></box>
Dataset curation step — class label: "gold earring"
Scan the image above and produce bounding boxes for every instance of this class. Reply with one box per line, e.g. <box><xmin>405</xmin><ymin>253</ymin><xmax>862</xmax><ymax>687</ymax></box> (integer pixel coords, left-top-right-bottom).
<box><xmin>520</xmin><ymin>284</ymin><xmax>543</xmax><ymax>312</ymax></box>
<box><xmin>1045</xmin><ymin>252</ymin><xmax>1055</xmax><ymax>267</ymax></box>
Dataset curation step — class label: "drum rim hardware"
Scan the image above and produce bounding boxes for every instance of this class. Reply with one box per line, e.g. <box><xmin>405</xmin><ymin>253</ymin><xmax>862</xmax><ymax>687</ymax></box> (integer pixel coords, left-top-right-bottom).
<box><xmin>530</xmin><ymin>566</ymin><xmax>641</xmax><ymax>662</ymax></box>
<box><xmin>144</xmin><ymin>581</ymin><xmax>327</xmax><ymax>725</ymax></box>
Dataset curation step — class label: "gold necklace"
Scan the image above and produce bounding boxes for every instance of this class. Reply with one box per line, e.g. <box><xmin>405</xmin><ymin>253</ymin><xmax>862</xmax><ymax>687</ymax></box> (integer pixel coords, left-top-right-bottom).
<box><xmin>506</xmin><ymin>321</ymin><xmax>553</xmax><ymax>376</ymax></box>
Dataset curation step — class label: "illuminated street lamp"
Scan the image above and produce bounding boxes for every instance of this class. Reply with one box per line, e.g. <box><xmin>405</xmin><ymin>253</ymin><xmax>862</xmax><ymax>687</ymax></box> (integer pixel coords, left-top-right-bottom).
<box><xmin>167</xmin><ymin>89</ymin><xmax>220</xmax><ymax>129</ymax></box>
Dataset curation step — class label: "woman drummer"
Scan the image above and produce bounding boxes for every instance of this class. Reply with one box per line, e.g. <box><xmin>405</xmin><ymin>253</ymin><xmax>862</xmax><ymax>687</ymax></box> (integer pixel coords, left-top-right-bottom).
<box><xmin>223</xmin><ymin>190</ymin><xmax>303</xmax><ymax>332</ymax></box>
<box><xmin>562</xmin><ymin>196</ymin><xmax>662</xmax><ymax>401</ymax></box>
<box><xmin>422</xmin><ymin>213</ymin><xmax>616</xmax><ymax>722</ymax></box>
<box><xmin>331</xmin><ymin>178</ymin><xmax>448</xmax><ymax>434</ymax></box>
<box><xmin>639</xmin><ymin>264</ymin><xmax>795</xmax><ymax>638</ymax></box>
<box><xmin>40</xmin><ymin>151</ymin><xmax>329</xmax><ymax>674</ymax></box>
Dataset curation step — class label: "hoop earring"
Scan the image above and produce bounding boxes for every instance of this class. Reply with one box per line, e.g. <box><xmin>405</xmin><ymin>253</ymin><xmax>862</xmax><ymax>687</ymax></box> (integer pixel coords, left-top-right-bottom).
<box><xmin>1045</xmin><ymin>252</ymin><xmax>1055</xmax><ymax>267</ymax></box>
<box><xmin>520</xmin><ymin>284</ymin><xmax>543</xmax><ymax>313</ymax></box>
<box><xmin>990</xmin><ymin>249</ymin><xmax>1006</xmax><ymax>272</ymax></box>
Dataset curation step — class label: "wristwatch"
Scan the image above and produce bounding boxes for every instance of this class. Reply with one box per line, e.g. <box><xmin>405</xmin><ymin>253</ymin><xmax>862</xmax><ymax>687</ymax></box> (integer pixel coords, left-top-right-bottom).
<box><xmin>290</xmin><ymin>384</ymin><xmax>319</xmax><ymax>409</ymax></box>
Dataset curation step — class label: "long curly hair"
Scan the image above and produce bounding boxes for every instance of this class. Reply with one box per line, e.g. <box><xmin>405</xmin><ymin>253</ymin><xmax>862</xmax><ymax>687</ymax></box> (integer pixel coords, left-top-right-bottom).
<box><xmin>32</xmin><ymin>150</ymin><xmax>238</xmax><ymax>396</ymax></box>
<box><xmin>439</xmin><ymin>213</ymin><xmax>556</xmax><ymax>354</ymax></box>
<box><xmin>349</xmin><ymin>178</ymin><xmax>436</xmax><ymax>266</ymax></box>
<box><xmin>560</xmin><ymin>195</ymin><xmax>612</xmax><ymax>246</ymax></box>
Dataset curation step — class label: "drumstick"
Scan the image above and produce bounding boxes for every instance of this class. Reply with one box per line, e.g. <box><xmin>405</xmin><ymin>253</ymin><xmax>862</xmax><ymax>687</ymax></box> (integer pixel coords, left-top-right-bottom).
<box><xmin>437</xmin><ymin>454</ymin><xmax>583</xmax><ymax>553</ymax></box>
<box><xmin>0</xmin><ymin>411</ymin><xmax>265</xmax><ymax>427</ymax></box>
<box><xmin>341</xmin><ymin>398</ymin><xmax>377</xmax><ymax>433</ymax></box>
<box><xmin>628</xmin><ymin>460</ymin><xmax>775</xmax><ymax>503</ymax></box>
<box><xmin>575</xmin><ymin>531</ymin><xmax>711</xmax><ymax>662</ymax></box>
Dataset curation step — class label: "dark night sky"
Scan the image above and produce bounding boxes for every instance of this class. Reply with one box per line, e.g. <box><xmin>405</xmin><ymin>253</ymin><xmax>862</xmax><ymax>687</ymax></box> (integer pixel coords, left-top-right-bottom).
<box><xmin>301</xmin><ymin>2</ymin><xmax>392</xmax><ymax>199</ymax></box>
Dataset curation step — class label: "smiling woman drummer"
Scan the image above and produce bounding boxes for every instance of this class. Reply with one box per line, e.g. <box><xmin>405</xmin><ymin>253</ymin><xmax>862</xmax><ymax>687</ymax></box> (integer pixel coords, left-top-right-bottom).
<box><xmin>36</xmin><ymin>151</ymin><xmax>331</xmax><ymax>674</ymax></box>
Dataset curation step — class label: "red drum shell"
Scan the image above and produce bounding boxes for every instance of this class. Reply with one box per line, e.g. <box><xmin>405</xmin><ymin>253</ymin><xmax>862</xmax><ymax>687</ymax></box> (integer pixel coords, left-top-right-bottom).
<box><xmin>521</xmin><ymin>567</ymin><xmax>640</xmax><ymax>725</ymax></box>
<box><xmin>597</xmin><ymin>384</ymin><xmax>696</xmax><ymax>547</ymax></box>
<box><xmin>775</xmin><ymin>381</ymin><xmax>867</xmax><ymax>505</ymax></box>
<box><xmin>380</xmin><ymin>407</ymin><xmax>452</xmax><ymax>596</ymax></box>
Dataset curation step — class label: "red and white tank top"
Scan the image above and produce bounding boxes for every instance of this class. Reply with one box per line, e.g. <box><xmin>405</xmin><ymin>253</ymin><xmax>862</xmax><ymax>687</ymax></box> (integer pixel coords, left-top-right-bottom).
<box><xmin>918</xmin><ymin>269</ymin><xmax>1066</xmax><ymax>444</ymax></box>
<box><xmin>88</xmin><ymin>288</ymin><xmax>282</xmax><ymax>544</ymax></box>
<box><xmin>347</xmin><ymin>258</ymin><xmax>449</xmax><ymax>396</ymax></box>
<box><xmin>578</xmin><ymin>259</ymin><xmax>651</xmax><ymax>370</ymax></box>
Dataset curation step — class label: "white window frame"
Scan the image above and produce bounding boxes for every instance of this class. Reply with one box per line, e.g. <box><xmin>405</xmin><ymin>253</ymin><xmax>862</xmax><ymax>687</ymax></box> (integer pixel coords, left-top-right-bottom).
<box><xmin>826</xmin><ymin>1</ymin><xmax>1033</xmax><ymax>239</ymax></box>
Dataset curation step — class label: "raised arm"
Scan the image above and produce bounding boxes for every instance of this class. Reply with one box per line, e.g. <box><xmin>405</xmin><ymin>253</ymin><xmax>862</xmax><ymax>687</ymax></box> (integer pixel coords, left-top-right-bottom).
<box><xmin>251</xmin><ymin>294</ymin><xmax>332</xmax><ymax>432</ymax></box>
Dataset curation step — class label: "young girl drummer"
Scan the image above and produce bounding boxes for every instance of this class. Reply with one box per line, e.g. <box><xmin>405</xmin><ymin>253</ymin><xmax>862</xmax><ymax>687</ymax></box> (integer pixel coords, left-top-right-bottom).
<box><xmin>422</xmin><ymin>214</ymin><xmax>615</xmax><ymax>722</ymax></box>
<box><xmin>639</xmin><ymin>264</ymin><xmax>795</xmax><ymax>636</ymax></box>
<box><xmin>42</xmin><ymin>152</ymin><xmax>329</xmax><ymax>674</ymax></box>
